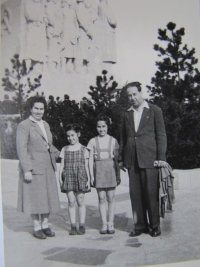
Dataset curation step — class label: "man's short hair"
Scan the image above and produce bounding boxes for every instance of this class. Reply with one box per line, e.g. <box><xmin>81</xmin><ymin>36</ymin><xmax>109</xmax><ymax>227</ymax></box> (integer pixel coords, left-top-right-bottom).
<box><xmin>125</xmin><ymin>82</ymin><xmax>142</xmax><ymax>92</ymax></box>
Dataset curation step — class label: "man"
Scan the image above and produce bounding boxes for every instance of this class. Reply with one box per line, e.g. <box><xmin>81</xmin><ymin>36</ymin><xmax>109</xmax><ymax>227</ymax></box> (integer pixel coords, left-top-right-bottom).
<box><xmin>119</xmin><ymin>82</ymin><xmax>167</xmax><ymax>237</ymax></box>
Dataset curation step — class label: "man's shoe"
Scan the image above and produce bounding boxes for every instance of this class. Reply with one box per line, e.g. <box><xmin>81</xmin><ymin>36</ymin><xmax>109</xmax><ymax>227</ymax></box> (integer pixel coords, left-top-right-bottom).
<box><xmin>42</xmin><ymin>228</ymin><xmax>55</xmax><ymax>237</ymax></box>
<box><xmin>151</xmin><ymin>226</ymin><xmax>161</xmax><ymax>237</ymax></box>
<box><xmin>33</xmin><ymin>229</ymin><xmax>46</xmax><ymax>239</ymax></box>
<box><xmin>129</xmin><ymin>228</ymin><xmax>149</xmax><ymax>237</ymax></box>
<box><xmin>77</xmin><ymin>226</ymin><xmax>85</xmax><ymax>235</ymax></box>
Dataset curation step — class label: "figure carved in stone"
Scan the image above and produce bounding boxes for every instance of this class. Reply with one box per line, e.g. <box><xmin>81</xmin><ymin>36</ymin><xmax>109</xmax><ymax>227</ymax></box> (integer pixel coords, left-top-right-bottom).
<box><xmin>75</xmin><ymin>0</ymin><xmax>95</xmax><ymax>74</ymax></box>
<box><xmin>1</xmin><ymin>8</ymin><xmax>12</xmax><ymax>35</ymax></box>
<box><xmin>24</xmin><ymin>0</ymin><xmax>48</xmax><ymax>72</ymax></box>
<box><xmin>85</xmin><ymin>0</ymin><xmax>100</xmax><ymax>72</ymax></box>
<box><xmin>86</xmin><ymin>0</ymin><xmax>101</xmax><ymax>72</ymax></box>
<box><xmin>97</xmin><ymin>0</ymin><xmax>117</xmax><ymax>64</ymax></box>
<box><xmin>61</xmin><ymin>0</ymin><xmax>79</xmax><ymax>73</ymax></box>
<box><xmin>45</xmin><ymin>0</ymin><xmax>63</xmax><ymax>71</ymax></box>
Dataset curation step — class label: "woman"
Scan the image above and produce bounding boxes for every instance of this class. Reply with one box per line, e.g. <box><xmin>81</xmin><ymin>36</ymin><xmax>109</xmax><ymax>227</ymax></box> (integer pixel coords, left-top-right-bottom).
<box><xmin>16</xmin><ymin>96</ymin><xmax>60</xmax><ymax>239</ymax></box>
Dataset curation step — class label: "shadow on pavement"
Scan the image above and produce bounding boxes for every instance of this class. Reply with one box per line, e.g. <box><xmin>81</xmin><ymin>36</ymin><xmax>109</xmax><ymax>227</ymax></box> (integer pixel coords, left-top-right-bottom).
<box><xmin>3</xmin><ymin>202</ymin><xmax>130</xmax><ymax>235</ymax></box>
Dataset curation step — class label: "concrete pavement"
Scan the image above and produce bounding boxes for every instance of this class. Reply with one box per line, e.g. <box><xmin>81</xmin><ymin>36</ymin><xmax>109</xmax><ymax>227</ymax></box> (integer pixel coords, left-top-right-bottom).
<box><xmin>1</xmin><ymin>161</ymin><xmax>200</xmax><ymax>267</ymax></box>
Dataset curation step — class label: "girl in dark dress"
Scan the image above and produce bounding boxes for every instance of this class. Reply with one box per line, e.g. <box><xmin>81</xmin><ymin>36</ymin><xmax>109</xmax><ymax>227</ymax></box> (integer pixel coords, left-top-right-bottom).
<box><xmin>59</xmin><ymin>124</ymin><xmax>90</xmax><ymax>235</ymax></box>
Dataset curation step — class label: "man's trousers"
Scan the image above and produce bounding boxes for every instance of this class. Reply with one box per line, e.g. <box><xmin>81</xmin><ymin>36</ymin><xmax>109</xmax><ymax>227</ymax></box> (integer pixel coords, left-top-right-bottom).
<box><xmin>128</xmin><ymin>157</ymin><xmax>160</xmax><ymax>230</ymax></box>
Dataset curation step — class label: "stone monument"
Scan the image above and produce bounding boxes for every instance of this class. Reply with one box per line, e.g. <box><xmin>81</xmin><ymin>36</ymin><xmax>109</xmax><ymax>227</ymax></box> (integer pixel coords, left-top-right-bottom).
<box><xmin>1</xmin><ymin>0</ymin><xmax>117</xmax><ymax>101</ymax></box>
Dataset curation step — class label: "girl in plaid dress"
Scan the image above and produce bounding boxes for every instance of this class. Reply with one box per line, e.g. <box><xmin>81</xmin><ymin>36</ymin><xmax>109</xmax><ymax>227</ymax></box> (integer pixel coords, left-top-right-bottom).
<box><xmin>87</xmin><ymin>115</ymin><xmax>121</xmax><ymax>235</ymax></box>
<box><xmin>59</xmin><ymin>124</ymin><xmax>90</xmax><ymax>235</ymax></box>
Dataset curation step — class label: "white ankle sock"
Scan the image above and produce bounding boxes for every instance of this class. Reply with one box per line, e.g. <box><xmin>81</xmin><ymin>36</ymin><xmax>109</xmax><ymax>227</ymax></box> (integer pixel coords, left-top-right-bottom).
<box><xmin>31</xmin><ymin>214</ymin><xmax>41</xmax><ymax>231</ymax></box>
<box><xmin>41</xmin><ymin>213</ymin><xmax>49</xmax><ymax>229</ymax></box>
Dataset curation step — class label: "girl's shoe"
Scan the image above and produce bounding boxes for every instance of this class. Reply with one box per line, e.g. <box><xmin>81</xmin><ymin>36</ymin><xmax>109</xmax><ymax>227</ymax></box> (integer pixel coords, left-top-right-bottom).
<box><xmin>100</xmin><ymin>225</ymin><xmax>108</xmax><ymax>234</ymax></box>
<box><xmin>69</xmin><ymin>226</ymin><xmax>77</xmax><ymax>235</ymax></box>
<box><xmin>77</xmin><ymin>226</ymin><xmax>85</xmax><ymax>235</ymax></box>
<box><xmin>107</xmin><ymin>225</ymin><xmax>115</xmax><ymax>234</ymax></box>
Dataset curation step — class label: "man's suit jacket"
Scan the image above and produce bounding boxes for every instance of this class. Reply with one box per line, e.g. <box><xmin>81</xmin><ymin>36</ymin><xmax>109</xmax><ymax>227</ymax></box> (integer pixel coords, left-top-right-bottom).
<box><xmin>119</xmin><ymin>103</ymin><xmax>167</xmax><ymax>169</ymax></box>
<box><xmin>16</xmin><ymin>118</ymin><xmax>60</xmax><ymax>174</ymax></box>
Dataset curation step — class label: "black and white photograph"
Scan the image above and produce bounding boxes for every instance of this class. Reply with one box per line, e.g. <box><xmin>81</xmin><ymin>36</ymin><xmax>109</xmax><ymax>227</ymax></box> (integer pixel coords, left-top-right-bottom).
<box><xmin>1</xmin><ymin>0</ymin><xmax>200</xmax><ymax>267</ymax></box>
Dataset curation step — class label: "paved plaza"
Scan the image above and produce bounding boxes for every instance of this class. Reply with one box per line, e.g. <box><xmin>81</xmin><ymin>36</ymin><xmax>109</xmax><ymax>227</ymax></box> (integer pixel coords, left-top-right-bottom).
<box><xmin>1</xmin><ymin>164</ymin><xmax>200</xmax><ymax>267</ymax></box>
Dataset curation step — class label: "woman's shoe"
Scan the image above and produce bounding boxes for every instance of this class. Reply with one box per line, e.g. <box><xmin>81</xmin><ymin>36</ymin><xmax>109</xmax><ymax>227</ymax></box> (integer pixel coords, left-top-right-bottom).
<box><xmin>100</xmin><ymin>225</ymin><xmax>108</xmax><ymax>234</ymax></box>
<box><xmin>77</xmin><ymin>226</ymin><xmax>86</xmax><ymax>235</ymax></box>
<box><xmin>42</xmin><ymin>228</ymin><xmax>55</xmax><ymax>237</ymax></box>
<box><xmin>69</xmin><ymin>226</ymin><xmax>77</xmax><ymax>235</ymax></box>
<box><xmin>107</xmin><ymin>225</ymin><xmax>115</xmax><ymax>234</ymax></box>
<box><xmin>33</xmin><ymin>229</ymin><xmax>46</xmax><ymax>239</ymax></box>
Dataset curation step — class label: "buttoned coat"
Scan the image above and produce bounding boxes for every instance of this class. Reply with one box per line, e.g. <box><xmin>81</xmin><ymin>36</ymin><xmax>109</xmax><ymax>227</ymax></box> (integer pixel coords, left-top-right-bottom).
<box><xmin>16</xmin><ymin>118</ymin><xmax>60</xmax><ymax>214</ymax></box>
<box><xmin>119</xmin><ymin>103</ymin><xmax>167</xmax><ymax>169</ymax></box>
<box><xmin>16</xmin><ymin>118</ymin><xmax>59</xmax><ymax>174</ymax></box>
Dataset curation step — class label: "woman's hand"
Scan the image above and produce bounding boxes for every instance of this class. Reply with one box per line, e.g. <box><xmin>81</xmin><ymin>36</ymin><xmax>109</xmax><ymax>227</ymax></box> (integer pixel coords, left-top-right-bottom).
<box><xmin>24</xmin><ymin>171</ymin><xmax>32</xmax><ymax>182</ymax></box>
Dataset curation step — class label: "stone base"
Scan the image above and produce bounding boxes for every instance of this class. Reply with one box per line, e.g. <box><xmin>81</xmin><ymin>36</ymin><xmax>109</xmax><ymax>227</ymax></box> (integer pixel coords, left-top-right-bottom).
<box><xmin>173</xmin><ymin>168</ymin><xmax>200</xmax><ymax>190</ymax></box>
<box><xmin>119</xmin><ymin>166</ymin><xmax>200</xmax><ymax>190</ymax></box>
<box><xmin>1</xmin><ymin>159</ymin><xmax>200</xmax><ymax>190</ymax></box>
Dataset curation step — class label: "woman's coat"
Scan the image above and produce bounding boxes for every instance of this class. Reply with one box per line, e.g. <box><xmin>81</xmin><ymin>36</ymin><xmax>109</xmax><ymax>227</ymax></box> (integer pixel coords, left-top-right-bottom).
<box><xmin>16</xmin><ymin>118</ymin><xmax>60</xmax><ymax>215</ymax></box>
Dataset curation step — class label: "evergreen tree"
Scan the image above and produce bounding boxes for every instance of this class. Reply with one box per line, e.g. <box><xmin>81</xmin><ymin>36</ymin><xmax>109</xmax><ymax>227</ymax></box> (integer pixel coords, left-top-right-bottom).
<box><xmin>88</xmin><ymin>70</ymin><xmax>118</xmax><ymax>110</ymax></box>
<box><xmin>147</xmin><ymin>22</ymin><xmax>200</xmax><ymax>169</ymax></box>
<box><xmin>79</xmin><ymin>70</ymin><xmax>121</xmax><ymax>143</ymax></box>
<box><xmin>2</xmin><ymin>54</ymin><xmax>42</xmax><ymax>118</ymax></box>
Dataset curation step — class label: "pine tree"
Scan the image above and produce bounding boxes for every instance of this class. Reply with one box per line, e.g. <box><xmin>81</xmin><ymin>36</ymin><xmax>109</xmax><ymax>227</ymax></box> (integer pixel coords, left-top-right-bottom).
<box><xmin>148</xmin><ymin>22</ymin><xmax>200</xmax><ymax>103</ymax></box>
<box><xmin>2</xmin><ymin>54</ymin><xmax>42</xmax><ymax>118</ymax></box>
<box><xmin>88</xmin><ymin>70</ymin><xmax>118</xmax><ymax>112</ymax></box>
<box><xmin>147</xmin><ymin>22</ymin><xmax>200</xmax><ymax>168</ymax></box>
<box><xmin>79</xmin><ymin>70</ymin><xmax>121</xmax><ymax>143</ymax></box>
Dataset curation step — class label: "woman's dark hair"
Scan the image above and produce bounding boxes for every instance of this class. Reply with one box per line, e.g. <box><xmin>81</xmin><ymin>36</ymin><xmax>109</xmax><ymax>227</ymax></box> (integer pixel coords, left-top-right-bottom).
<box><xmin>65</xmin><ymin>124</ymin><xmax>81</xmax><ymax>134</ymax></box>
<box><xmin>29</xmin><ymin>96</ymin><xmax>47</xmax><ymax>110</ymax></box>
<box><xmin>96</xmin><ymin>114</ymin><xmax>110</xmax><ymax>127</ymax></box>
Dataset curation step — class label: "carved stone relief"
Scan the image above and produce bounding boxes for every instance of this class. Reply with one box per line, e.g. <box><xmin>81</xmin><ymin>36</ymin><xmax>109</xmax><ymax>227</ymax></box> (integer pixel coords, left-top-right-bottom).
<box><xmin>21</xmin><ymin>0</ymin><xmax>117</xmax><ymax>74</ymax></box>
<box><xmin>23</xmin><ymin>0</ymin><xmax>47</xmax><ymax>72</ymax></box>
<box><xmin>1</xmin><ymin>7</ymin><xmax>12</xmax><ymax>35</ymax></box>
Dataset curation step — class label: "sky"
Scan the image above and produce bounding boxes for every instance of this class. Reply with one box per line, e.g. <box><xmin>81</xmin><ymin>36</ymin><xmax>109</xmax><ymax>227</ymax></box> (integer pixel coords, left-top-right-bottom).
<box><xmin>108</xmin><ymin>0</ymin><xmax>200</xmax><ymax>97</ymax></box>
